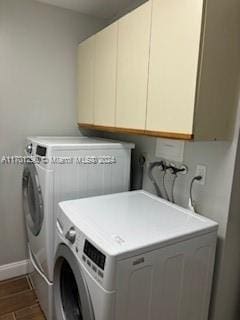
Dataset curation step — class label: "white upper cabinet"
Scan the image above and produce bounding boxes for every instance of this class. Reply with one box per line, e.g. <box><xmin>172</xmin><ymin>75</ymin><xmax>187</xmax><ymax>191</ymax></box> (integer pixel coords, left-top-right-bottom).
<box><xmin>78</xmin><ymin>0</ymin><xmax>239</xmax><ymax>140</ymax></box>
<box><xmin>116</xmin><ymin>1</ymin><xmax>152</xmax><ymax>130</ymax></box>
<box><xmin>146</xmin><ymin>0</ymin><xmax>204</xmax><ymax>136</ymax></box>
<box><xmin>94</xmin><ymin>22</ymin><xmax>118</xmax><ymax>127</ymax></box>
<box><xmin>77</xmin><ymin>36</ymin><xmax>95</xmax><ymax>124</ymax></box>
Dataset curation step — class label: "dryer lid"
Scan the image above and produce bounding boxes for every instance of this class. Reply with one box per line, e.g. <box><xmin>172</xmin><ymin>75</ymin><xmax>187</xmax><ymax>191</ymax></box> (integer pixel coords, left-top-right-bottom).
<box><xmin>59</xmin><ymin>191</ymin><xmax>218</xmax><ymax>259</ymax></box>
<box><xmin>27</xmin><ymin>136</ymin><xmax>134</xmax><ymax>150</ymax></box>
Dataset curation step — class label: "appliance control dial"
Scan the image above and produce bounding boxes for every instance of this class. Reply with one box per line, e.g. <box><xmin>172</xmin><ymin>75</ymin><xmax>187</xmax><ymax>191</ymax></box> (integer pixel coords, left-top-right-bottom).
<box><xmin>26</xmin><ymin>143</ymin><xmax>33</xmax><ymax>154</ymax></box>
<box><xmin>65</xmin><ymin>227</ymin><xmax>76</xmax><ymax>244</ymax></box>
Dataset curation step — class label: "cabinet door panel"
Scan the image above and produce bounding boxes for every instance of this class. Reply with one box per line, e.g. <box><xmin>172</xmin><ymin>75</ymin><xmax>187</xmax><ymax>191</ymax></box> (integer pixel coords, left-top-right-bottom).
<box><xmin>147</xmin><ymin>0</ymin><xmax>204</xmax><ymax>134</ymax></box>
<box><xmin>77</xmin><ymin>36</ymin><xmax>95</xmax><ymax>124</ymax></box>
<box><xmin>94</xmin><ymin>23</ymin><xmax>118</xmax><ymax>126</ymax></box>
<box><xmin>116</xmin><ymin>2</ymin><xmax>152</xmax><ymax>130</ymax></box>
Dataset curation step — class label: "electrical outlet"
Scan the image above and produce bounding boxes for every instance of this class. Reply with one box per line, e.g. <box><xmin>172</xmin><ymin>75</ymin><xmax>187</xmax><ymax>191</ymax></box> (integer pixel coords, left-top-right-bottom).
<box><xmin>196</xmin><ymin>165</ymin><xmax>207</xmax><ymax>185</ymax></box>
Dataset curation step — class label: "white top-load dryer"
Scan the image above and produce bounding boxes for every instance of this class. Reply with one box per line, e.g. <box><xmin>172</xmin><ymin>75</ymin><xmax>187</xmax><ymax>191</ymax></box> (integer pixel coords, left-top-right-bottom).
<box><xmin>54</xmin><ymin>190</ymin><xmax>218</xmax><ymax>320</ymax></box>
<box><xmin>22</xmin><ymin>136</ymin><xmax>134</xmax><ymax>319</ymax></box>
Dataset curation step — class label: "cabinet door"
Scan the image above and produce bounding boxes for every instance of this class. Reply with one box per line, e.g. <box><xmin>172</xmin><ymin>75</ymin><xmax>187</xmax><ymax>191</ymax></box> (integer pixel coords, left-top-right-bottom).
<box><xmin>146</xmin><ymin>0</ymin><xmax>204</xmax><ymax>135</ymax></box>
<box><xmin>116</xmin><ymin>2</ymin><xmax>152</xmax><ymax>130</ymax></box>
<box><xmin>94</xmin><ymin>22</ymin><xmax>118</xmax><ymax>127</ymax></box>
<box><xmin>77</xmin><ymin>36</ymin><xmax>95</xmax><ymax>124</ymax></box>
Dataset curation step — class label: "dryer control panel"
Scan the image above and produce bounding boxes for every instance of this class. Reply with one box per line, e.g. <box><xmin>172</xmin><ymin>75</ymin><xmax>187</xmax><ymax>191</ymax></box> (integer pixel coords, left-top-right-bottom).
<box><xmin>36</xmin><ymin>145</ymin><xmax>47</xmax><ymax>157</ymax></box>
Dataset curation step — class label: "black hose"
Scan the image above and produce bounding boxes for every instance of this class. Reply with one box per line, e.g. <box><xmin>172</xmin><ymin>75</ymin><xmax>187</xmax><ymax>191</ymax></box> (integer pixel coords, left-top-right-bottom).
<box><xmin>138</xmin><ymin>154</ymin><xmax>146</xmax><ymax>190</ymax></box>
<box><xmin>147</xmin><ymin>161</ymin><xmax>164</xmax><ymax>198</ymax></box>
<box><xmin>190</xmin><ymin>175</ymin><xmax>202</xmax><ymax>208</ymax></box>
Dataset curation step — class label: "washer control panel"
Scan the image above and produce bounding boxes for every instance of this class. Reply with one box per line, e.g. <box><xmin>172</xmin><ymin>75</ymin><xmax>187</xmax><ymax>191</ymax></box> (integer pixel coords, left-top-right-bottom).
<box><xmin>83</xmin><ymin>240</ymin><xmax>106</xmax><ymax>270</ymax></box>
<box><xmin>80</xmin><ymin>240</ymin><xmax>106</xmax><ymax>283</ymax></box>
<box><xmin>81</xmin><ymin>254</ymin><xmax>104</xmax><ymax>279</ymax></box>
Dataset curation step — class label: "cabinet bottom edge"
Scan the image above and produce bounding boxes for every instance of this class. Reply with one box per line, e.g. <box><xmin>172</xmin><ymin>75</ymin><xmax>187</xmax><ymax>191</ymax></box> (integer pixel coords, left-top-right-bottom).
<box><xmin>78</xmin><ymin>123</ymin><xmax>193</xmax><ymax>140</ymax></box>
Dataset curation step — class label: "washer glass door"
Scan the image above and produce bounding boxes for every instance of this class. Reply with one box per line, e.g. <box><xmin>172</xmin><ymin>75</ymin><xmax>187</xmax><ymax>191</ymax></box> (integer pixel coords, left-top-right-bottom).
<box><xmin>61</xmin><ymin>260</ymin><xmax>83</xmax><ymax>319</ymax></box>
<box><xmin>54</xmin><ymin>245</ymin><xmax>95</xmax><ymax>320</ymax></box>
<box><xmin>22</xmin><ymin>160</ymin><xmax>44</xmax><ymax>236</ymax></box>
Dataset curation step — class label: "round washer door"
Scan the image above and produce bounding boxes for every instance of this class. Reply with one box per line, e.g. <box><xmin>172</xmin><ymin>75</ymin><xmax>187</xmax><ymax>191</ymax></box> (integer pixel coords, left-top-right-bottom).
<box><xmin>54</xmin><ymin>244</ymin><xmax>95</xmax><ymax>320</ymax></box>
<box><xmin>22</xmin><ymin>161</ymin><xmax>44</xmax><ymax>236</ymax></box>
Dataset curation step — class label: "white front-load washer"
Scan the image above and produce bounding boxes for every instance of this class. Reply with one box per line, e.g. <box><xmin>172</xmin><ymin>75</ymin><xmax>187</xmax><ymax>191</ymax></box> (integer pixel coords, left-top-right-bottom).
<box><xmin>22</xmin><ymin>136</ymin><xmax>134</xmax><ymax>319</ymax></box>
<box><xmin>54</xmin><ymin>190</ymin><xmax>218</xmax><ymax>320</ymax></box>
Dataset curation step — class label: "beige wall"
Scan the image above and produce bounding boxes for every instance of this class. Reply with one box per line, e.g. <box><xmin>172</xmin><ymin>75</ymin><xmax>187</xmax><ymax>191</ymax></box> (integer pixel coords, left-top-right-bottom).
<box><xmin>0</xmin><ymin>0</ymin><xmax>106</xmax><ymax>266</ymax></box>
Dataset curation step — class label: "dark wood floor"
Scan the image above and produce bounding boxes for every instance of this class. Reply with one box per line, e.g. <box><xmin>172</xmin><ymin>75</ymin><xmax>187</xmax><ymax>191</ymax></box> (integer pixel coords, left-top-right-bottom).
<box><xmin>0</xmin><ymin>275</ymin><xmax>45</xmax><ymax>319</ymax></box>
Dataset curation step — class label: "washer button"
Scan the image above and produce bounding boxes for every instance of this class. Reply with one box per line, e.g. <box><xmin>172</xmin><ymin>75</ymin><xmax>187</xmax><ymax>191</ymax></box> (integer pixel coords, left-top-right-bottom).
<box><xmin>92</xmin><ymin>265</ymin><xmax>97</xmax><ymax>272</ymax></box>
<box><xmin>82</xmin><ymin>255</ymin><xmax>86</xmax><ymax>262</ymax></box>
<box><xmin>98</xmin><ymin>270</ymin><xmax>104</xmax><ymax>278</ymax></box>
<box><xmin>87</xmin><ymin>260</ymin><xmax>91</xmax><ymax>267</ymax></box>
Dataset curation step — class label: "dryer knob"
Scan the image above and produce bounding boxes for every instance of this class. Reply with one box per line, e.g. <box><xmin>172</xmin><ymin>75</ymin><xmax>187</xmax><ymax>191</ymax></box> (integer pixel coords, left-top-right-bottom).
<box><xmin>65</xmin><ymin>227</ymin><xmax>76</xmax><ymax>244</ymax></box>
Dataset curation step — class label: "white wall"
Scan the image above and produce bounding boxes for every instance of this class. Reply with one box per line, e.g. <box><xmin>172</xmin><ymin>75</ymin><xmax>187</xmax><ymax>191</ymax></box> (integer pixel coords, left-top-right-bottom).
<box><xmin>97</xmin><ymin>132</ymin><xmax>237</xmax><ymax>234</ymax></box>
<box><xmin>1</xmin><ymin>0</ymin><xmax>240</xmax><ymax>318</ymax></box>
<box><xmin>215</xmin><ymin>130</ymin><xmax>240</xmax><ymax>320</ymax></box>
<box><xmin>0</xmin><ymin>0</ymin><xmax>106</xmax><ymax>266</ymax></box>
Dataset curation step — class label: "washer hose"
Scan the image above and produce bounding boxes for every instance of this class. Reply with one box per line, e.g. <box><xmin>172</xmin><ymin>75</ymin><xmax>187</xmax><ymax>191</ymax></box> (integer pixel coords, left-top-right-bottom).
<box><xmin>147</xmin><ymin>161</ymin><xmax>164</xmax><ymax>198</ymax></box>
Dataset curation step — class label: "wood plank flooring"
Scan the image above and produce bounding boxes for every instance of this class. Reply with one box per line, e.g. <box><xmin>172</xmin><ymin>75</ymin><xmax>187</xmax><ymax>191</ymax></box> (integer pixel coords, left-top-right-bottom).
<box><xmin>0</xmin><ymin>276</ymin><xmax>45</xmax><ymax>319</ymax></box>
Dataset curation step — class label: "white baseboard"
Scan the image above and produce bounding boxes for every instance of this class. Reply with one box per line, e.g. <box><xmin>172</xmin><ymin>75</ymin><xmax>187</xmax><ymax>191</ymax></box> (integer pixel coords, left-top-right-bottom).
<box><xmin>0</xmin><ymin>259</ymin><xmax>30</xmax><ymax>281</ymax></box>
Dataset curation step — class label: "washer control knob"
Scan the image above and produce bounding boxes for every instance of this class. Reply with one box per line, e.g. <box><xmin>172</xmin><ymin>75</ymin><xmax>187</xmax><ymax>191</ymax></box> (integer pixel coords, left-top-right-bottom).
<box><xmin>26</xmin><ymin>144</ymin><xmax>33</xmax><ymax>154</ymax></box>
<box><xmin>65</xmin><ymin>227</ymin><xmax>76</xmax><ymax>244</ymax></box>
